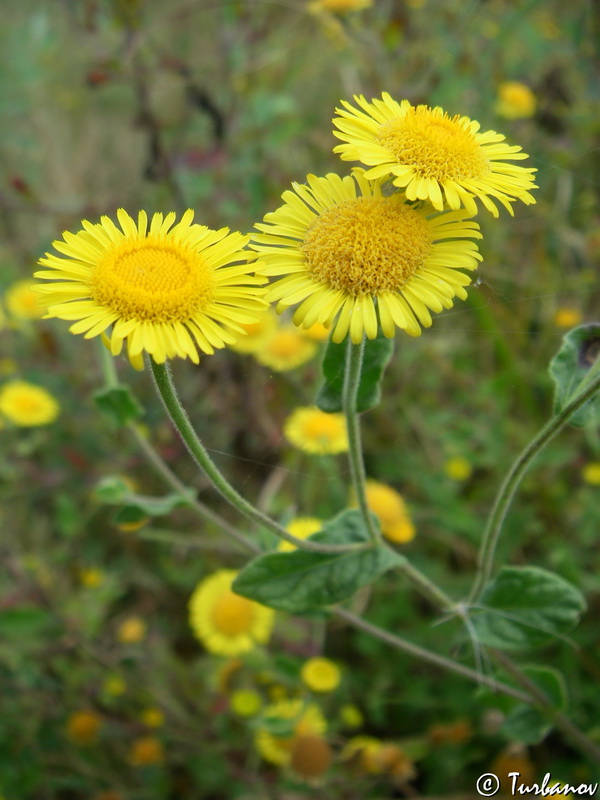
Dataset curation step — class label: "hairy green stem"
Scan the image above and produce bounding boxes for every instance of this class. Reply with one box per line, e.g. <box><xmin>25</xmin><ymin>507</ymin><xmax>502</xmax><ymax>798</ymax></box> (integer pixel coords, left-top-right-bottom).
<box><xmin>149</xmin><ymin>359</ymin><xmax>364</xmax><ymax>555</ymax></box>
<box><xmin>342</xmin><ymin>338</ymin><xmax>381</xmax><ymax>545</ymax></box>
<box><xmin>398</xmin><ymin>560</ymin><xmax>456</xmax><ymax>612</ymax></box>
<box><xmin>469</xmin><ymin>366</ymin><xmax>600</xmax><ymax>602</ymax></box>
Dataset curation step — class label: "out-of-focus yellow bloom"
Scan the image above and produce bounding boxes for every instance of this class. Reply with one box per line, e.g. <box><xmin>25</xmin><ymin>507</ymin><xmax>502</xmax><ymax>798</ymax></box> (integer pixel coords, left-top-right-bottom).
<box><xmin>444</xmin><ymin>456</ymin><xmax>473</xmax><ymax>481</ymax></box>
<box><xmin>0</xmin><ymin>380</ymin><xmax>60</xmax><ymax>427</ymax></box>
<box><xmin>141</xmin><ymin>708</ymin><xmax>165</xmax><ymax>728</ymax></box>
<box><xmin>301</xmin><ymin>657</ymin><xmax>341</xmax><ymax>693</ymax></box>
<box><xmin>428</xmin><ymin>719</ymin><xmax>472</xmax><ymax>745</ymax></box>
<box><xmin>254</xmin><ymin>325</ymin><xmax>317</xmax><ymax>372</ymax></box>
<box><xmin>357</xmin><ymin>480</ymin><xmax>415</xmax><ymax>544</ymax></box>
<box><xmin>496</xmin><ymin>81</ymin><xmax>537</xmax><ymax>119</ymax></box>
<box><xmin>128</xmin><ymin>736</ymin><xmax>165</xmax><ymax>766</ymax></box>
<box><xmin>284</xmin><ymin>406</ymin><xmax>348</xmax><ymax>455</ymax></box>
<box><xmin>255</xmin><ymin>699</ymin><xmax>327</xmax><ymax>766</ymax></box>
<box><xmin>230</xmin><ymin>689</ymin><xmax>262</xmax><ymax>717</ymax></box>
<box><xmin>339</xmin><ymin>704</ymin><xmax>363</xmax><ymax>729</ymax></box>
<box><xmin>230</xmin><ymin>310</ymin><xmax>278</xmax><ymax>354</ymax></box>
<box><xmin>4</xmin><ymin>280</ymin><xmax>44</xmax><ymax>320</ymax></box>
<box><xmin>66</xmin><ymin>710</ymin><xmax>103</xmax><ymax>745</ymax></box>
<box><xmin>279</xmin><ymin>517</ymin><xmax>323</xmax><ymax>552</ymax></box>
<box><xmin>103</xmin><ymin>675</ymin><xmax>126</xmax><ymax>696</ymax></box>
<box><xmin>582</xmin><ymin>462</ymin><xmax>600</xmax><ymax>486</ymax></box>
<box><xmin>303</xmin><ymin>321</ymin><xmax>330</xmax><ymax>341</ymax></box>
<box><xmin>308</xmin><ymin>0</ymin><xmax>372</xmax><ymax>11</ymax></box>
<box><xmin>553</xmin><ymin>308</ymin><xmax>582</xmax><ymax>329</ymax></box>
<box><xmin>79</xmin><ymin>567</ymin><xmax>105</xmax><ymax>587</ymax></box>
<box><xmin>491</xmin><ymin>744</ymin><xmax>535</xmax><ymax>792</ymax></box>
<box><xmin>290</xmin><ymin>734</ymin><xmax>332</xmax><ymax>781</ymax></box>
<box><xmin>117</xmin><ymin>616</ymin><xmax>147</xmax><ymax>644</ymax></box>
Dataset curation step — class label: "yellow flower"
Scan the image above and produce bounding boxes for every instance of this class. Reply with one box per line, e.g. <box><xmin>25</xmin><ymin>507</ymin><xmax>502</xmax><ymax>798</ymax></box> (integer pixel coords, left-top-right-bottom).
<box><xmin>188</xmin><ymin>570</ymin><xmax>275</xmax><ymax>656</ymax></box>
<box><xmin>141</xmin><ymin>708</ymin><xmax>165</xmax><ymax>728</ymax></box>
<box><xmin>66</xmin><ymin>710</ymin><xmax>103</xmax><ymax>745</ymax></box>
<box><xmin>252</xmin><ymin>171</ymin><xmax>482</xmax><ymax>343</ymax></box>
<box><xmin>116</xmin><ymin>616</ymin><xmax>147</xmax><ymax>644</ymax></box>
<box><xmin>444</xmin><ymin>456</ymin><xmax>472</xmax><ymax>481</ymax></box>
<box><xmin>79</xmin><ymin>567</ymin><xmax>104</xmax><ymax>587</ymax></box>
<box><xmin>128</xmin><ymin>736</ymin><xmax>165</xmax><ymax>766</ymax></box>
<box><xmin>553</xmin><ymin>308</ymin><xmax>582</xmax><ymax>329</ymax></box>
<box><xmin>254</xmin><ymin>325</ymin><xmax>317</xmax><ymax>372</ymax></box>
<box><xmin>290</xmin><ymin>734</ymin><xmax>332</xmax><ymax>781</ymax></box>
<box><xmin>4</xmin><ymin>280</ymin><xmax>44</xmax><ymax>320</ymax></box>
<box><xmin>279</xmin><ymin>517</ymin><xmax>323</xmax><ymax>552</ymax></box>
<box><xmin>359</xmin><ymin>480</ymin><xmax>415</xmax><ymax>544</ymax></box>
<box><xmin>230</xmin><ymin>689</ymin><xmax>262</xmax><ymax>717</ymax></box>
<box><xmin>229</xmin><ymin>309</ymin><xmax>278</xmax><ymax>354</ymax></box>
<box><xmin>582</xmin><ymin>462</ymin><xmax>600</xmax><ymax>486</ymax></box>
<box><xmin>308</xmin><ymin>0</ymin><xmax>372</xmax><ymax>11</ymax></box>
<box><xmin>0</xmin><ymin>380</ymin><xmax>60</xmax><ymax>427</ymax></box>
<box><xmin>301</xmin><ymin>657</ymin><xmax>341</xmax><ymax>693</ymax></box>
<box><xmin>339</xmin><ymin>704</ymin><xmax>363</xmax><ymax>729</ymax></box>
<box><xmin>303</xmin><ymin>321</ymin><xmax>330</xmax><ymax>341</ymax></box>
<box><xmin>342</xmin><ymin>736</ymin><xmax>383</xmax><ymax>773</ymax></box>
<box><xmin>496</xmin><ymin>81</ymin><xmax>537</xmax><ymax>119</ymax></box>
<box><xmin>255</xmin><ymin>699</ymin><xmax>326</xmax><ymax>766</ymax></box>
<box><xmin>103</xmin><ymin>675</ymin><xmax>126</xmax><ymax>696</ymax></box>
<box><xmin>284</xmin><ymin>406</ymin><xmax>348</xmax><ymax>455</ymax></box>
<box><xmin>35</xmin><ymin>209</ymin><xmax>267</xmax><ymax>366</ymax></box>
<box><xmin>332</xmin><ymin>94</ymin><xmax>537</xmax><ymax>216</ymax></box>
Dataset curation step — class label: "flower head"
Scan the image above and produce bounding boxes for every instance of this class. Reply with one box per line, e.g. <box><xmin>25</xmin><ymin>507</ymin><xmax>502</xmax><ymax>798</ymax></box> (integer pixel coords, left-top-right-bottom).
<box><xmin>279</xmin><ymin>517</ymin><xmax>323</xmax><ymax>552</ymax></box>
<box><xmin>301</xmin><ymin>657</ymin><xmax>341</xmax><ymax>693</ymax></box>
<box><xmin>582</xmin><ymin>462</ymin><xmax>600</xmax><ymax>486</ymax></box>
<box><xmin>495</xmin><ymin>82</ymin><xmax>537</xmax><ymax>119</ymax></box>
<box><xmin>284</xmin><ymin>406</ymin><xmax>348</xmax><ymax>454</ymax></box>
<box><xmin>128</xmin><ymin>736</ymin><xmax>165</xmax><ymax>766</ymax></box>
<box><xmin>4</xmin><ymin>280</ymin><xmax>44</xmax><ymax>320</ymax></box>
<box><xmin>255</xmin><ymin>324</ymin><xmax>317</xmax><ymax>372</ymax></box>
<box><xmin>444</xmin><ymin>456</ymin><xmax>472</xmax><ymax>481</ymax></box>
<box><xmin>229</xmin><ymin>309</ymin><xmax>278</xmax><ymax>354</ymax></box>
<box><xmin>332</xmin><ymin>94</ymin><xmax>537</xmax><ymax>216</ymax></box>
<box><xmin>255</xmin><ymin>699</ymin><xmax>326</xmax><ymax>766</ymax></box>
<box><xmin>252</xmin><ymin>171</ymin><xmax>482</xmax><ymax>343</ymax></box>
<box><xmin>553</xmin><ymin>308</ymin><xmax>582</xmax><ymax>329</ymax></box>
<box><xmin>358</xmin><ymin>480</ymin><xmax>415</xmax><ymax>544</ymax></box>
<box><xmin>116</xmin><ymin>616</ymin><xmax>147</xmax><ymax>644</ymax></box>
<box><xmin>0</xmin><ymin>380</ymin><xmax>60</xmax><ymax>427</ymax></box>
<box><xmin>66</xmin><ymin>710</ymin><xmax>103</xmax><ymax>745</ymax></box>
<box><xmin>35</xmin><ymin>210</ymin><xmax>267</xmax><ymax>365</ymax></box>
<box><xmin>189</xmin><ymin>569</ymin><xmax>275</xmax><ymax>656</ymax></box>
<box><xmin>230</xmin><ymin>689</ymin><xmax>262</xmax><ymax>717</ymax></box>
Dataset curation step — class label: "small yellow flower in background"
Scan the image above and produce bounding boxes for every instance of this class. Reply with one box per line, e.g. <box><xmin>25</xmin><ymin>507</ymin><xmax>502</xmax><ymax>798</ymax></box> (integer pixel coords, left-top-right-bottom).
<box><xmin>496</xmin><ymin>81</ymin><xmax>537</xmax><ymax>120</ymax></box>
<box><xmin>103</xmin><ymin>675</ymin><xmax>126</xmax><ymax>696</ymax></box>
<box><xmin>303</xmin><ymin>321</ymin><xmax>330</xmax><ymax>342</ymax></box>
<box><xmin>342</xmin><ymin>735</ymin><xmax>383</xmax><ymax>773</ymax></box>
<box><xmin>358</xmin><ymin>480</ymin><xmax>415</xmax><ymax>544</ymax></box>
<box><xmin>5</xmin><ymin>280</ymin><xmax>44</xmax><ymax>320</ymax></box>
<box><xmin>230</xmin><ymin>689</ymin><xmax>262</xmax><ymax>717</ymax></box>
<box><xmin>34</xmin><ymin>209</ymin><xmax>267</xmax><ymax>366</ymax></box>
<box><xmin>253</xmin><ymin>171</ymin><xmax>482</xmax><ymax>343</ymax></box>
<box><xmin>79</xmin><ymin>567</ymin><xmax>104</xmax><ymax>588</ymax></box>
<box><xmin>0</xmin><ymin>380</ymin><xmax>60</xmax><ymax>427</ymax></box>
<box><xmin>491</xmin><ymin>743</ymin><xmax>535</xmax><ymax>793</ymax></box>
<box><xmin>290</xmin><ymin>734</ymin><xmax>332</xmax><ymax>781</ymax></box>
<box><xmin>188</xmin><ymin>570</ymin><xmax>275</xmax><ymax>656</ymax></box>
<box><xmin>254</xmin><ymin>325</ymin><xmax>317</xmax><ymax>372</ymax></box>
<box><xmin>553</xmin><ymin>308</ymin><xmax>582</xmax><ymax>329</ymax></box>
<box><xmin>66</xmin><ymin>710</ymin><xmax>103</xmax><ymax>745</ymax></box>
<box><xmin>255</xmin><ymin>699</ymin><xmax>326</xmax><ymax>766</ymax></box>
<box><xmin>141</xmin><ymin>708</ymin><xmax>165</xmax><ymax>728</ymax></box>
<box><xmin>117</xmin><ymin>616</ymin><xmax>147</xmax><ymax>644</ymax></box>
<box><xmin>339</xmin><ymin>704</ymin><xmax>363</xmax><ymax>729</ymax></box>
<box><xmin>332</xmin><ymin>93</ymin><xmax>537</xmax><ymax>217</ymax></box>
<box><xmin>444</xmin><ymin>456</ymin><xmax>473</xmax><ymax>482</ymax></box>
<box><xmin>373</xmin><ymin>744</ymin><xmax>416</xmax><ymax>784</ymax></box>
<box><xmin>301</xmin><ymin>657</ymin><xmax>341</xmax><ymax>693</ymax></box>
<box><xmin>128</xmin><ymin>736</ymin><xmax>165</xmax><ymax>766</ymax></box>
<box><xmin>229</xmin><ymin>309</ymin><xmax>278</xmax><ymax>354</ymax></box>
<box><xmin>284</xmin><ymin>406</ymin><xmax>348</xmax><ymax>455</ymax></box>
<box><xmin>581</xmin><ymin>462</ymin><xmax>600</xmax><ymax>486</ymax></box>
<box><xmin>428</xmin><ymin>719</ymin><xmax>472</xmax><ymax>745</ymax></box>
<box><xmin>279</xmin><ymin>517</ymin><xmax>323</xmax><ymax>552</ymax></box>
<box><xmin>309</xmin><ymin>0</ymin><xmax>372</xmax><ymax>11</ymax></box>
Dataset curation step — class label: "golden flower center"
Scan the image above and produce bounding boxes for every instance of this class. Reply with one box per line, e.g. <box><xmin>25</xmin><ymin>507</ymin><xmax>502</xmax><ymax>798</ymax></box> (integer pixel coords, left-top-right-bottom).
<box><xmin>301</xmin><ymin>196</ymin><xmax>432</xmax><ymax>295</ymax></box>
<box><xmin>91</xmin><ymin>238</ymin><xmax>216</xmax><ymax>321</ymax></box>
<box><xmin>377</xmin><ymin>107</ymin><xmax>488</xmax><ymax>181</ymax></box>
<box><xmin>212</xmin><ymin>591</ymin><xmax>255</xmax><ymax>636</ymax></box>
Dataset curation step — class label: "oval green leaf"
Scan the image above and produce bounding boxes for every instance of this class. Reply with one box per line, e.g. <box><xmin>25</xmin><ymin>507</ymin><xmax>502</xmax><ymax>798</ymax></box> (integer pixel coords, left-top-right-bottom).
<box><xmin>549</xmin><ymin>323</ymin><xmax>600</xmax><ymax>427</ymax></box>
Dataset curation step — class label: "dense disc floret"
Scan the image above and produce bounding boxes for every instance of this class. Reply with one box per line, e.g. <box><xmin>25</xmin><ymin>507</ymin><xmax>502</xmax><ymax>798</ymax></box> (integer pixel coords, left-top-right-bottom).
<box><xmin>332</xmin><ymin>93</ymin><xmax>537</xmax><ymax>216</ymax></box>
<box><xmin>251</xmin><ymin>171</ymin><xmax>482</xmax><ymax>343</ymax></box>
<box><xmin>35</xmin><ymin>209</ymin><xmax>267</xmax><ymax>365</ymax></box>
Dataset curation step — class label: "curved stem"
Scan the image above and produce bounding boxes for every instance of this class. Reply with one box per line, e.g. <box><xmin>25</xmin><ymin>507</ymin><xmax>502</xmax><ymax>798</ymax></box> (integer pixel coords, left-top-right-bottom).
<box><xmin>149</xmin><ymin>359</ymin><xmax>365</xmax><ymax>555</ymax></box>
<box><xmin>469</xmin><ymin>366</ymin><xmax>600</xmax><ymax>603</ymax></box>
<box><xmin>397</xmin><ymin>560</ymin><xmax>456</xmax><ymax>613</ymax></box>
<box><xmin>342</xmin><ymin>338</ymin><xmax>381</xmax><ymax>545</ymax></box>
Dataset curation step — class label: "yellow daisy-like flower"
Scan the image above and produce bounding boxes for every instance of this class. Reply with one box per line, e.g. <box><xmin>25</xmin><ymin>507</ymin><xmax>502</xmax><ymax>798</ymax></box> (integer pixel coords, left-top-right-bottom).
<box><xmin>279</xmin><ymin>517</ymin><xmax>323</xmax><ymax>552</ymax></box>
<box><xmin>128</xmin><ymin>736</ymin><xmax>165</xmax><ymax>766</ymax></box>
<box><xmin>255</xmin><ymin>699</ymin><xmax>327</xmax><ymax>766</ymax></box>
<box><xmin>4</xmin><ymin>280</ymin><xmax>44</xmax><ymax>320</ymax></box>
<box><xmin>255</xmin><ymin>324</ymin><xmax>317</xmax><ymax>372</ymax></box>
<box><xmin>581</xmin><ymin>462</ymin><xmax>600</xmax><ymax>486</ymax></box>
<box><xmin>284</xmin><ymin>406</ymin><xmax>348</xmax><ymax>455</ymax></box>
<box><xmin>495</xmin><ymin>81</ymin><xmax>537</xmax><ymax>120</ymax></box>
<box><xmin>301</xmin><ymin>657</ymin><xmax>341</xmax><ymax>693</ymax></box>
<box><xmin>0</xmin><ymin>380</ymin><xmax>60</xmax><ymax>427</ymax></box>
<box><xmin>252</xmin><ymin>172</ymin><xmax>482</xmax><ymax>343</ymax></box>
<box><xmin>229</xmin><ymin>308</ymin><xmax>278</xmax><ymax>354</ymax></box>
<box><xmin>356</xmin><ymin>480</ymin><xmax>415</xmax><ymax>544</ymax></box>
<box><xmin>444</xmin><ymin>456</ymin><xmax>473</xmax><ymax>481</ymax></box>
<box><xmin>230</xmin><ymin>689</ymin><xmax>263</xmax><ymax>717</ymax></box>
<box><xmin>34</xmin><ymin>209</ymin><xmax>267</xmax><ymax>365</ymax></box>
<box><xmin>66</xmin><ymin>710</ymin><xmax>103</xmax><ymax>745</ymax></box>
<box><xmin>188</xmin><ymin>569</ymin><xmax>275</xmax><ymax>657</ymax></box>
<box><xmin>553</xmin><ymin>308</ymin><xmax>582</xmax><ymax>329</ymax></box>
<box><xmin>332</xmin><ymin>94</ymin><xmax>537</xmax><ymax>217</ymax></box>
<box><xmin>116</xmin><ymin>616</ymin><xmax>147</xmax><ymax>644</ymax></box>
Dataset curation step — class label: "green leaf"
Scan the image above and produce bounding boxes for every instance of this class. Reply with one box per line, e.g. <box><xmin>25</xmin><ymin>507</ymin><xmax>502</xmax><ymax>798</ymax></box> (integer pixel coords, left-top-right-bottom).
<box><xmin>316</xmin><ymin>331</ymin><xmax>394</xmax><ymax>413</ymax></box>
<box><xmin>0</xmin><ymin>606</ymin><xmax>55</xmax><ymax>638</ymax></box>
<box><xmin>93</xmin><ymin>385</ymin><xmax>144</xmax><ymax>427</ymax></box>
<box><xmin>473</xmin><ymin>566</ymin><xmax>586</xmax><ymax>650</ymax></box>
<box><xmin>94</xmin><ymin>476</ymin><xmax>132</xmax><ymax>504</ymax></box>
<box><xmin>549</xmin><ymin>323</ymin><xmax>600</xmax><ymax>427</ymax></box>
<box><xmin>501</xmin><ymin>666</ymin><xmax>567</xmax><ymax>744</ymax></box>
<box><xmin>115</xmin><ymin>492</ymin><xmax>194</xmax><ymax>522</ymax></box>
<box><xmin>233</xmin><ymin>509</ymin><xmax>405</xmax><ymax>613</ymax></box>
